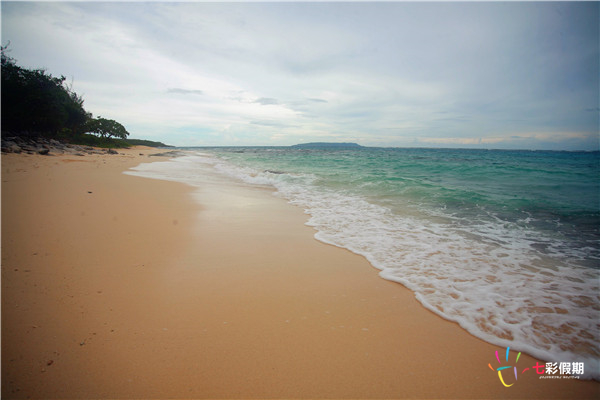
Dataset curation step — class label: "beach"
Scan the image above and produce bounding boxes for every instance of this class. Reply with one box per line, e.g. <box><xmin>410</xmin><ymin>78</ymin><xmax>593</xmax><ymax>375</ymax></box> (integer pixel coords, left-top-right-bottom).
<box><xmin>2</xmin><ymin>148</ymin><xmax>598</xmax><ymax>399</ymax></box>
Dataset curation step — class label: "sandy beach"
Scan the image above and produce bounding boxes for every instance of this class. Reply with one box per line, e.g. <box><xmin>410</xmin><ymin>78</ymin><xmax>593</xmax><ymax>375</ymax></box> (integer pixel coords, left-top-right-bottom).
<box><xmin>2</xmin><ymin>148</ymin><xmax>598</xmax><ymax>399</ymax></box>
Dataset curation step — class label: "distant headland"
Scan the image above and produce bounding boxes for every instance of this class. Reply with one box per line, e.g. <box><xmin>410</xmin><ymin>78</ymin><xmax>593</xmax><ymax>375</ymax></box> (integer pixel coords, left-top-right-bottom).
<box><xmin>291</xmin><ymin>142</ymin><xmax>364</xmax><ymax>149</ymax></box>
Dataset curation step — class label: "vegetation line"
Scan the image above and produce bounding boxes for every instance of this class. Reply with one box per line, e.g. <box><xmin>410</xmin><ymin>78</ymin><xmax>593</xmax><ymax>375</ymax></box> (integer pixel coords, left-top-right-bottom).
<box><xmin>1</xmin><ymin>43</ymin><xmax>168</xmax><ymax>148</ymax></box>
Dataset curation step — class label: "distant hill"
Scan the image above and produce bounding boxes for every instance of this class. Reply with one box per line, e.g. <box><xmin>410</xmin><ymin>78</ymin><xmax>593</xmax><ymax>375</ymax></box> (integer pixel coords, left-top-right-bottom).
<box><xmin>291</xmin><ymin>142</ymin><xmax>364</xmax><ymax>149</ymax></box>
<box><xmin>124</xmin><ymin>138</ymin><xmax>173</xmax><ymax>148</ymax></box>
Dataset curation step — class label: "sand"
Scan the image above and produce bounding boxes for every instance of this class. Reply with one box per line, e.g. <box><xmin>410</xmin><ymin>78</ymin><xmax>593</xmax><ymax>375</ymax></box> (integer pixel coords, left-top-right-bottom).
<box><xmin>2</xmin><ymin>148</ymin><xmax>598</xmax><ymax>399</ymax></box>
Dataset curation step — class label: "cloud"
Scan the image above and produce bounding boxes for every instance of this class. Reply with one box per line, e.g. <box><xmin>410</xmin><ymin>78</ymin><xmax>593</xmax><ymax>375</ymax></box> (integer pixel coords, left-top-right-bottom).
<box><xmin>250</xmin><ymin>120</ymin><xmax>287</xmax><ymax>127</ymax></box>
<box><xmin>416</xmin><ymin>131</ymin><xmax>599</xmax><ymax>150</ymax></box>
<box><xmin>2</xmin><ymin>2</ymin><xmax>598</xmax><ymax>149</ymax></box>
<box><xmin>253</xmin><ymin>97</ymin><xmax>280</xmax><ymax>106</ymax></box>
<box><xmin>167</xmin><ymin>88</ymin><xmax>204</xmax><ymax>95</ymax></box>
<box><xmin>306</xmin><ymin>98</ymin><xmax>328</xmax><ymax>103</ymax></box>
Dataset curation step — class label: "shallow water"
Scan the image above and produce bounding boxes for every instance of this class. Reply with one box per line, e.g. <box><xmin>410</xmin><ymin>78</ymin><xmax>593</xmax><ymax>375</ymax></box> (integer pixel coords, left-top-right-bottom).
<box><xmin>127</xmin><ymin>147</ymin><xmax>600</xmax><ymax>379</ymax></box>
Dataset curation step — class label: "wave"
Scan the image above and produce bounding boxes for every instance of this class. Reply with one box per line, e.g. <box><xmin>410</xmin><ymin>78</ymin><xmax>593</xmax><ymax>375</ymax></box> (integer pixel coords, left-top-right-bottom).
<box><xmin>126</xmin><ymin>150</ymin><xmax>600</xmax><ymax>379</ymax></box>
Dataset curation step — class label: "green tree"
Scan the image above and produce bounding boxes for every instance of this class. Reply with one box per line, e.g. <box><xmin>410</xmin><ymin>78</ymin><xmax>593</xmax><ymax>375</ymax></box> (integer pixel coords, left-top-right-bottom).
<box><xmin>1</xmin><ymin>43</ymin><xmax>88</xmax><ymax>138</ymax></box>
<box><xmin>84</xmin><ymin>117</ymin><xmax>130</xmax><ymax>140</ymax></box>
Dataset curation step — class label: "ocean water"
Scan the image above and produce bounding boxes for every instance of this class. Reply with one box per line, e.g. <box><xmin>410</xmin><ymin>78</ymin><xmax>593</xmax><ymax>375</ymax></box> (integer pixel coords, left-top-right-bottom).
<box><xmin>127</xmin><ymin>147</ymin><xmax>600</xmax><ymax>378</ymax></box>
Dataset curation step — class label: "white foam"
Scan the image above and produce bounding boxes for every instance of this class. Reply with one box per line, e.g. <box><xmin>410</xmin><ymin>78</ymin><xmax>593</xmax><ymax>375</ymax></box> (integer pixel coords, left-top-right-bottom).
<box><xmin>126</xmin><ymin>152</ymin><xmax>600</xmax><ymax>379</ymax></box>
<box><xmin>124</xmin><ymin>152</ymin><xmax>226</xmax><ymax>187</ymax></box>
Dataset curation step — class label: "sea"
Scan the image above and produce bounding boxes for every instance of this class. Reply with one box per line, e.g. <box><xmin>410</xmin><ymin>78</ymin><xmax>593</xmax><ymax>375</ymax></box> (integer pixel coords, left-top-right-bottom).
<box><xmin>126</xmin><ymin>146</ymin><xmax>600</xmax><ymax>378</ymax></box>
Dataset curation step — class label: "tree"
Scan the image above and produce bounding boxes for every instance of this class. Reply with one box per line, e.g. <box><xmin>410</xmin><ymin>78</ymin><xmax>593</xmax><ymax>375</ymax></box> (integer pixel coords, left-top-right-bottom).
<box><xmin>84</xmin><ymin>117</ymin><xmax>130</xmax><ymax>140</ymax></box>
<box><xmin>1</xmin><ymin>43</ymin><xmax>88</xmax><ymax>138</ymax></box>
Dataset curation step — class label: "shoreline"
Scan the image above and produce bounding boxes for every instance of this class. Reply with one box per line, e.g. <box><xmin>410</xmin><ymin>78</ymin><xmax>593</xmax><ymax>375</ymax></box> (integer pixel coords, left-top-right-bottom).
<box><xmin>2</xmin><ymin>148</ymin><xmax>598</xmax><ymax>398</ymax></box>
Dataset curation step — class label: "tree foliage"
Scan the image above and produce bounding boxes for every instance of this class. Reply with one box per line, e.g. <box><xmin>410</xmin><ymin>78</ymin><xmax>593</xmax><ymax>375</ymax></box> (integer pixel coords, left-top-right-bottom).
<box><xmin>1</xmin><ymin>44</ymin><xmax>89</xmax><ymax>138</ymax></box>
<box><xmin>84</xmin><ymin>117</ymin><xmax>129</xmax><ymax>140</ymax></box>
<box><xmin>1</xmin><ymin>43</ymin><xmax>129</xmax><ymax>144</ymax></box>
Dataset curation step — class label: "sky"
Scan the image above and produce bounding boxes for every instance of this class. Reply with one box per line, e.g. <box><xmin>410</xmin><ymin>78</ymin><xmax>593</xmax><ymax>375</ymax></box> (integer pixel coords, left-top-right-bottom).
<box><xmin>2</xmin><ymin>1</ymin><xmax>599</xmax><ymax>149</ymax></box>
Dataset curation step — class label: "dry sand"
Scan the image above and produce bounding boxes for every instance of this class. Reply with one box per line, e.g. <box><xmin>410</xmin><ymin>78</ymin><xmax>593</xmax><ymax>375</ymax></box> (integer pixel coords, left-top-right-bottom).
<box><xmin>2</xmin><ymin>148</ymin><xmax>598</xmax><ymax>399</ymax></box>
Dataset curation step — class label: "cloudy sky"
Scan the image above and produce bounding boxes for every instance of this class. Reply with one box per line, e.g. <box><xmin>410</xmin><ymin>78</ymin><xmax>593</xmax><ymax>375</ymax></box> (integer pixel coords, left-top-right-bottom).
<box><xmin>2</xmin><ymin>1</ymin><xmax>599</xmax><ymax>149</ymax></box>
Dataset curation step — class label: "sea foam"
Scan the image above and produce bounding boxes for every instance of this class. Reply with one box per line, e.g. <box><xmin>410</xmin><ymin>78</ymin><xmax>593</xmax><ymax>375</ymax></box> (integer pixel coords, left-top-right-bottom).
<box><xmin>126</xmin><ymin>150</ymin><xmax>600</xmax><ymax>379</ymax></box>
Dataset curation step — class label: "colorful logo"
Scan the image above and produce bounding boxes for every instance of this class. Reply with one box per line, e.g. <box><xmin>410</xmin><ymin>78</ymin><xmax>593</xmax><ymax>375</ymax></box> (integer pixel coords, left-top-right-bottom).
<box><xmin>488</xmin><ymin>347</ymin><xmax>585</xmax><ymax>387</ymax></box>
<box><xmin>488</xmin><ymin>347</ymin><xmax>523</xmax><ymax>387</ymax></box>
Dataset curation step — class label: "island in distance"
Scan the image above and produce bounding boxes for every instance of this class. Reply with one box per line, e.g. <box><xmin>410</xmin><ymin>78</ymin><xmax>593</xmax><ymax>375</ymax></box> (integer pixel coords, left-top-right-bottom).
<box><xmin>291</xmin><ymin>142</ymin><xmax>364</xmax><ymax>149</ymax></box>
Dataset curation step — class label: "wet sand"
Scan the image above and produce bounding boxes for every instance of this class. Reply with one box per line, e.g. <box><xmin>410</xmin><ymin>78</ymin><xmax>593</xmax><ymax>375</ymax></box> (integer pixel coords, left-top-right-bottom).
<box><xmin>2</xmin><ymin>148</ymin><xmax>598</xmax><ymax>398</ymax></box>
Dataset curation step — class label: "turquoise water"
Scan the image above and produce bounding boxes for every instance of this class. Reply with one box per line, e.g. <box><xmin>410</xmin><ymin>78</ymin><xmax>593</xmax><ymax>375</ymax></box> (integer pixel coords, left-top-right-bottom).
<box><xmin>210</xmin><ymin>148</ymin><xmax>599</xmax><ymax>265</ymax></box>
<box><xmin>127</xmin><ymin>147</ymin><xmax>600</xmax><ymax>378</ymax></box>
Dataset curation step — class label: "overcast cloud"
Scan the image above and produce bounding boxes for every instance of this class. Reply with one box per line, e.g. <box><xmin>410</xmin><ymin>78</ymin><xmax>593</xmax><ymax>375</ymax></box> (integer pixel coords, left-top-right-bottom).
<box><xmin>2</xmin><ymin>2</ymin><xmax>598</xmax><ymax>149</ymax></box>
